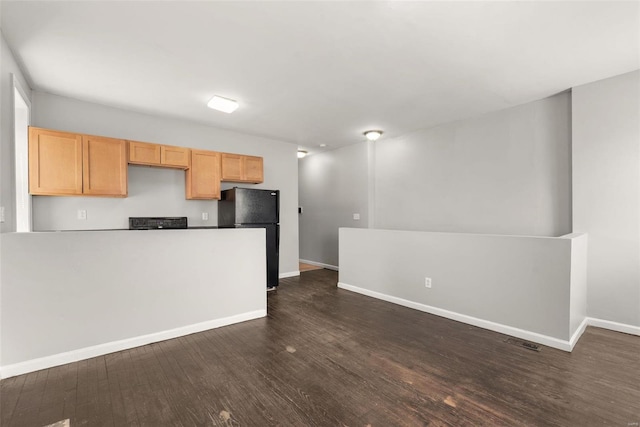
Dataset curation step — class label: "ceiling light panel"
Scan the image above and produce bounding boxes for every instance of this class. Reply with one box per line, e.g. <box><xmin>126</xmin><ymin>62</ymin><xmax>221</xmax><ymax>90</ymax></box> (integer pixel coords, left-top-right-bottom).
<box><xmin>207</xmin><ymin>96</ymin><xmax>239</xmax><ymax>113</ymax></box>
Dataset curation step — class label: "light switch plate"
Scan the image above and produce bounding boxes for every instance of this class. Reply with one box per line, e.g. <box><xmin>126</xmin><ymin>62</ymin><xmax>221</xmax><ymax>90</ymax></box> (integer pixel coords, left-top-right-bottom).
<box><xmin>0</xmin><ymin>206</ymin><xmax>5</xmax><ymax>223</ymax></box>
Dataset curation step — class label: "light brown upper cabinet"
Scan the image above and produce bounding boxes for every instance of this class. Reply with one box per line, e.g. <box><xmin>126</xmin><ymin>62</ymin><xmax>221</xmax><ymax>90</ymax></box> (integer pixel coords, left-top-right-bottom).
<box><xmin>29</xmin><ymin>127</ymin><xmax>127</xmax><ymax>197</ymax></box>
<box><xmin>29</xmin><ymin>127</ymin><xmax>83</xmax><ymax>195</ymax></box>
<box><xmin>186</xmin><ymin>150</ymin><xmax>221</xmax><ymax>199</ymax></box>
<box><xmin>221</xmin><ymin>153</ymin><xmax>264</xmax><ymax>183</ymax></box>
<box><xmin>128</xmin><ymin>140</ymin><xmax>160</xmax><ymax>165</ymax></box>
<box><xmin>83</xmin><ymin>135</ymin><xmax>128</xmax><ymax>196</ymax></box>
<box><xmin>161</xmin><ymin>145</ymin><xmax>190</xmax><ymax>168</ymax></box>
<box><xmin>128</xmin><ymin>140</ymin><xmax>190</xmax><ymax>169</ymax></box>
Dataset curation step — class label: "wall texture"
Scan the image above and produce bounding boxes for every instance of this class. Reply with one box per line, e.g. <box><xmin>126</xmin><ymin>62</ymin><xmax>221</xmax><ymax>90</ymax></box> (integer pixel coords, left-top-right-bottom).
<box><xmin>572</xmin><ymin>70</ymin><xmax>640</xmax><ymax>327</ymax></box>
<box><xmin>31</xmin><ymin>92</ymin><xmax>300</xmax><ymax>275</ymax></box>
<box><xmin>1</xmin><ymin>32</ymin><xmax>31</xmax><ymax>233</ymax></box>
<box><xmin>298</xmin><ymin>142</ymin><xmax>370</xmax><ymax>267</ymax></box>
<box><xmin>339</xmin><ymin>228</ymin><xmax>588</xmax><ymax>350</ymax></box>
<box><xmin>375</xmin><ymin>92</ymin><xmax>572</xmax><ymax>236</ymax></box>
<box><xmin>568</xmin><ymin>233</ymin><xmax>589</xmax><ymax>336</ymax></box>
<box><xmin>0</xmin><ymin>30</ymin><xmax>33</xmax><ymax>369</ymax></box>
<box><xmin>1</xmin><ymin>229</ymin><xmax>266</xmax><ymax>376</ymax></box>
<box><xmin>299</xmin><ymin>93</ymin><xmax>572</xmax><ymax>267</ymax></box>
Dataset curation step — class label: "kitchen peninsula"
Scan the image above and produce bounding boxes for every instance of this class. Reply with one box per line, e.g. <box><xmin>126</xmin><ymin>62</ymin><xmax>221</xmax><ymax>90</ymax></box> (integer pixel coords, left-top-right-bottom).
<box><xmin>0</xmin><ymin>227</ymin><xmax>266</xmax><ymax>378</ymax></box>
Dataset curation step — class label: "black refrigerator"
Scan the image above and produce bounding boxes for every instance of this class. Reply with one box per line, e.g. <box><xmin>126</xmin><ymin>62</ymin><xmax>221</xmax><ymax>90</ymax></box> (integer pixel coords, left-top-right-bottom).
<box><xmin>218</xmin><ymin>187</ymin><xmax>280</xmax><ymax>289</ymax></box>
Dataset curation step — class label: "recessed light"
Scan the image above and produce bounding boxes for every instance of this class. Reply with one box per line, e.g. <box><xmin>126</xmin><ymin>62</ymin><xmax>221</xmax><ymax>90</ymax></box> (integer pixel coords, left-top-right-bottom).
<box><xmin>364</xmin><ymin>130</ymin><xmax>383</xmax><ymax>141</ymax></box>
<box><xmin>297</xmin><ymin>150</ymin><xmax>308</xmax><ymax>159</ymax></box>
<box><xmin>207</xmin><ymin>95</ymin><xmax>239</xmax><ymax>113</ymax></box>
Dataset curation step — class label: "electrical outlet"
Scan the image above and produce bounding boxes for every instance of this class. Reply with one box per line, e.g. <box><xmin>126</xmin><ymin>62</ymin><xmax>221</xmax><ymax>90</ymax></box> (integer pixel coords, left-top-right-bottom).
<box><xmin>202</xmin><ymin>212</ymin><xmax>209</xmax><ymax>221</ymax></box>
<box><xmin>0</xmin><ymin>206</ymin><xmax>4</xmax><ymax>223</ymax></box>
<box><xmin>353</xmin><ymin>213</ymin><xmax>360</xmax><ymax>220</ymax></box>
<box><xmin>77</xmin><ymin>209</ymin><xmax>87</xmax><ymax>220</ymax></box>
<box><xmin>425</xmin><ymin>277</ymin><xmax>432</xmax><ymax>288</ymax></box>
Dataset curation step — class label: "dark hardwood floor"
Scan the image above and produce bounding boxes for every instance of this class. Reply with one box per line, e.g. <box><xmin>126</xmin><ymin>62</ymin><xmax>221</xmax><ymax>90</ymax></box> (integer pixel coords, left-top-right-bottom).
<box><xmin>2</xmin><ymin>269</ymin><xmax>639</xmax><ymax>426</ymax></box>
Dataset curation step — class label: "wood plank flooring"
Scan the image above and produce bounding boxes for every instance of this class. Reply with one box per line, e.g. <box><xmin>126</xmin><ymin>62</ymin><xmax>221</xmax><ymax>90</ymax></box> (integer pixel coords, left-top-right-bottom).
<box><xmin>299</xmin><ymin>262</ymin><xmax>323</xmax><ymax>272</ymax></box>
<box><xmin>2</xmin><ymin>269</ymin><xmax>639</xmax><ymax>426</ymax></box>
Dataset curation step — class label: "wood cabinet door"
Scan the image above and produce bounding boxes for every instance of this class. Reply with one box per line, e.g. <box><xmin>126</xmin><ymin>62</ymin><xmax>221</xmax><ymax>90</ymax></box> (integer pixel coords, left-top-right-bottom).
<box><xmin>221</xmin><ymin>153</ymin><xmax>264</xmax><ymax>183</ymax></box>
<box><xmin>128</xmin><ymin>141</ymin><xmax>161</xmax><ymax>166</ymax></box>
<box><xmin>161</xmin><ymin>145</ymin><xmax>190</xmax><ymax>168</ymax></box>
<box><xmin>243</xmin><ymin>156</ymin><xmax>264</xmax><ymax>183</ymax></box>
<box><xmin>220</xmin><ymin>153</ymin><xmax>243</xmax><ymax>181</ymax></box>
<box><xmin>83</xmin><ymin>136</ymin><xmax>128</xmax><ymax>197</ymax></box>
<box><xmin>186</xmin><ymin>150</ymin><xmax>220</xmax><ymax>199</ymax></box>
<box><xmin>29</xmin><ymin>127</ymin><xmax>83</xmax><ymax>195</ymax></box>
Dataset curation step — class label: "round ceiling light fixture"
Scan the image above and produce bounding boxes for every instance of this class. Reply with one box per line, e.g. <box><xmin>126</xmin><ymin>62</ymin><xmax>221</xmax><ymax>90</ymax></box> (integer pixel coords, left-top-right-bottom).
<box><xmin>297</xmin><ymin>150</ymin><xmax>308</xmax><ymax>159</ymax></box>
<box><xmin>363</xmin><ymin>130</ymin><xmax>383</xmax><ymax>141</ymax></box>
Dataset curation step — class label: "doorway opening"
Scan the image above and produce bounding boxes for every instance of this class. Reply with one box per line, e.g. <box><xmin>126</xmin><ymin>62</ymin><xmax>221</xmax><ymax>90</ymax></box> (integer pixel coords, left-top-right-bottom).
<box><xmin>13</xmin><ymin>74</ymin><xmax>31</xmax><ymax>232</ymax></box>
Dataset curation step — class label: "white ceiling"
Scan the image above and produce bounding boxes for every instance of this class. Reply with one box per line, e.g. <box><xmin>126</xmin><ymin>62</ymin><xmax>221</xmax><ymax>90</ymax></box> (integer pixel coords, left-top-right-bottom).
<box><xmin>2</xmin><ymin>1</ymin><xmax>638</xmax><ymax>154</ymax></box>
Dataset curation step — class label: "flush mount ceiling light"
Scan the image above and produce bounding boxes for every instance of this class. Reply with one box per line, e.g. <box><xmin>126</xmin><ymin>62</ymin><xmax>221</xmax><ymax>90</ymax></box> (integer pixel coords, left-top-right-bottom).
<box><xmin>363</xmin><ymin>130</ymin><xmax>383</xmax><ymax>141</ymax></box>
<box><xmin>297</xmin><ymin>150</ymin><xmax>308</xmax><ymax>159</ymax></box>
<box><xmin>319</xmin><ymin>144</ymin><xmax>327</xmax><ymax>147</ymax></box>
<box><xmin>207</xmin><ymin>95</ymin><xmax>239</xmax><ymax>113</ymax></box>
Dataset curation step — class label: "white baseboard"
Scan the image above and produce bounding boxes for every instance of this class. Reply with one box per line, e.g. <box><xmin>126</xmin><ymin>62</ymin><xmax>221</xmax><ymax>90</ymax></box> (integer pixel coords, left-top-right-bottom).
<box><xmin>587</xmin><ymin>317</ymin><xmax>640</xmax><ymax>336</ymax></box>
<box><xmin>299</xmin><ymin>259</ymin><xmax>339</xmax><ymax>271</ymax></box>
<box><xmin>569</xmin><ymin>317</ymin><xmax>589</xmax><ymax>351</ymax></box>
<box><xmin>279</xmin><ymin>271</ymin><xmax>300</xmax><ymax>279</ymax></box>
<box><xmin>0</xmin><ymin>309</ymin><xmax>266</xmax><ymax>379</ymax></box>
<box><xmin>338</xmin><ymin>282</ymin><xmax>574</xmax><ymax>352</ymax></box>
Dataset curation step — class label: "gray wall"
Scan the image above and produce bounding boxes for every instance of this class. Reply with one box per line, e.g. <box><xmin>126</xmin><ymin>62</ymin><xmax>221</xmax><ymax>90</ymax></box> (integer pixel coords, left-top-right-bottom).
<box><xmin>298</xmin><ymin>142</ymin><xmax>370</xmax><ymax>267</ymax></box>
<box><xmin>339</xmin><ymin>228</ymin><xmax>588</xmax><ymax>349</ymax></box>
<box><xmin>1</xmin><ymin>228</ymin><xmax>265</xmax><ymax>372</ymax></box>
<box><xmin>1</xmin><ymin>32</ymin><xmax>31</xmax><ymax>233</ymax></box>
<box><xmin>572</xmin><ymin>70</ymin><xmax>640</xmax><ymax>327</ymax></box>
<box><xmin>0</xmin><ymin>30</ymin><xmax>33</xmax><ymax>370</ymax></box>
<box><xmin>299</xmin><ymin>92</ymin><xmax>572</xmax><ymax>267</ymax></box>
<box><xmin>569</xmin><ymin>233</ymin><xmax>589</xmax><ymax>337</ymax></box>
<box><xmin>375</xmin><ymin>92</ymin><xmax>571</xmax><ymax>236</ymax></box>
<box><xmin>31</xmin><ymin>91</ymin><xmax>299</xmax><ymax>275</ymax></box>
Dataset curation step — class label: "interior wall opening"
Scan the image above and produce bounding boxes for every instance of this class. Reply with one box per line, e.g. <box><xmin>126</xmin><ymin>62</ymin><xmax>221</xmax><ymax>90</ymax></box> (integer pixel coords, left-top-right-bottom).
<box><xmin>13</xmin><ymin>75</ymin><xmax>31</xmax><ymax>232</ymax></box>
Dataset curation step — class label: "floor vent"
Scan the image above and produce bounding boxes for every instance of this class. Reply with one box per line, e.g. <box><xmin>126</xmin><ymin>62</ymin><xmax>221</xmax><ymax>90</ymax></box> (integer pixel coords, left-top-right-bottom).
<box><xmin>505</xmin><ymin>337</ymin><xmax>541</xmax><ymax>352</ymax></box>
<box><xmin>43</xmin><ymin>420</ymin><xmax>70</xmax><ymax>427</ymax></box>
